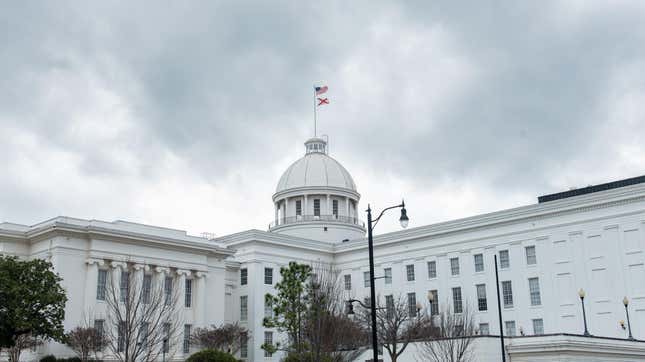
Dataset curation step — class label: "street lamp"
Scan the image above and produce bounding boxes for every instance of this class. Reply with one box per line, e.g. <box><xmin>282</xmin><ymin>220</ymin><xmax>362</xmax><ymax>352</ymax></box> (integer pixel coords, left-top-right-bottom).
<box><xmin>623</xmin><ymin>296</ymin><xmax>634</xmax><ymax>340</ymax></box>
<box><xmin>366</xmin><ymin>200</ymin><xmax>409</xmax><ymax>362</ymax></box>
<box><xmin>578</xmin><ymin>288</ymin><xmax>590</xmax><ymax>336</ymax></box>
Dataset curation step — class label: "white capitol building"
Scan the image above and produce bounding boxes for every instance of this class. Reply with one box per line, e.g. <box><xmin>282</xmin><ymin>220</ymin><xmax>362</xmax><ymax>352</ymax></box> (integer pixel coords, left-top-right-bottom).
<box><xmin>3</xmin><ymin>136</ymin><xmax>645</xmax><ymax>361</ymax></box>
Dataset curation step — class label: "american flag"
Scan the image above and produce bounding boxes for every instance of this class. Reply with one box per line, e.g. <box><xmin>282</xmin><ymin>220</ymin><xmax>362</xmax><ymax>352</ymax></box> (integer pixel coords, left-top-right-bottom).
<box><xmin>315</xmin><ymin>86</ymin><xmax>328</xmax><ymax>95</ymax></box>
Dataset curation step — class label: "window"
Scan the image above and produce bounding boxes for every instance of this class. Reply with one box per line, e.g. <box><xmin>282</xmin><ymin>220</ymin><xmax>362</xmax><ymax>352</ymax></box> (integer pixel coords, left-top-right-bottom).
<box><xmin>502</xmin><ymin>281</ymin><xmax>513</xmax><ymax>308</ymax></box>
<box><xmin>364</xmin><ymin>271</ymin><xmax>371</xmax><ymax>287</ymax></box>
<box><xmin>183</xmin><ymin>324</ymin><xmax>191</xmax><ymax>354</ymax></box>
<box><xmin>528</xmin><ymin>277</ymin><xmax>541</xmax><ymax>306</ymax></box>
<box><xmin>385</xmin><ymin>295</ymin><xmax>395</xmax><ymax>318</ymax></box>
<box><xmin>429</xmin><ymin>290</ymin><xmax>439</xmax><ymax>316</ymax></box>
<box><xmin>240</xmin><ymin>332</ymin><xmax>248</xmax><ymax>358</ymax></box>
<box><xmin>427</xmin><ymin>261</ymin><xmax>437</xmax><ymax>278</ymax></box>
<box><xmin>265</xmin><ymin>268</ymin><xmax>273</xmax><ymax>285</ymax></box>
<box><xmin>499</xmin><ymin>250</ymin><xmax>510</xmax><ymax>269</ymax></box>
<box><xmin>526</xmin><ymin>246</ymin><xmax>537</xmax><ymax>265</ymax></box>
<box><xmin>143</xmin><ymin>274</ymin><xmax>152</xmax><ymax>304</ymax></box>
<box><xmin>332</xmin><ymin>200</ymin><xmax>339</xmax><ymax>218</ymax></box>
<box><xmin>313</xmin><ymin>199</ymin><xmax>320</xmax><ymax>216</ymax></box>
<box><xmin>474</xmin><ymin>254</ymin><xmax>484</xmax><ymax>272</ymax></box>
<box><xmin>452</xmin><ymin>287</ymin><xmax>463</xmax><ymax>313</ymax></box>
<box><xmin>185</xmin><ymin>279</ymin><xmax>192</xmax><ymax>308</ymax></box>
<box><xmin>117</xmin><ymin>321</ymin><xmax>126</xmax><ymax>352</ymax></box>
<box><xmin>505</xmin><ymin>321</ymin><xmax>516</xmax><ymax>336</ymax></box>
<box><xmin>163</xmin><ymin>323</ymin><xmax>170</xmax><ymax>353</ymax></box>
<box><xmin>295</xmin><ymin>200</ymin><xmax>302</xmax><ymax>216</ymax></box>
<box><xmin>265</xmin><ymin>298</ymin><xmax>273</xmax><ymax>318</ymax></box>
<box><xmin>94</xmin><ymin>320</ymin><xmax>104</xmax><ymax>348</ymax></box>
<box><xmin>476</xmin><ymin>284</ymin><xmax>487</xmax><ymax>311</ymax></box>
<box><xmin>240</xmin><ymin>268</ymin><xmax>248</xmax><ymax>285</ymax></box>
<box><xmin>384</xmin><ymin>268</ymin><xmax>392</xmax><ymax>284</ymax></box>
<box><xmin>532</xmin><ymin>318</ymin><xmax>544</xmax><ymax>335</ymax></box>
<box><xmin>164</xmin><ymin>277</ymin><xmax>172</xmax><ymax>306</ymax></box>
<box><xmin>264</xmin><ymin>332</ymin><xmax>273</xmax><ymax>357</ymax></box>
<box><xmin>140</xmin><ymin>322</ymin><xmax>149</xmax><ymax>348</ymax></box>
<box><xmin>450</xmin><ymin>258</ymin><xmax>460</xmax><ymax>276</ymax></box>
<box><xmin>344</xmin><ymin>274</ymin><xmax>352</xmax><ymax>290</ymax></box>
<box><xmin>120</xmin><ymin>271</ymin><xmax>129</xmax><ymax>303</ymax></box>
<box><xmin>479</xmin><ymin>323</ymin><xmax>490</xmax><ymax>335</ymax></box>
<box><xmin>240</xmin><ymin>296</ymin><xmax>248</xmax><ymax>321</ymax></box>
<box><xmin>407</xmin><ymin>292</ymin><xmax>417</xmax><ymax>317</ymax></box>
<box><xmin>96</xmin><ymin>270</ymin><xmax>107</xmax><ymax>300</ymax></box>
<box><xmin>406</xmin><ymin>264</ymin><xmax>415</xmax><ymax>281</ymax></box>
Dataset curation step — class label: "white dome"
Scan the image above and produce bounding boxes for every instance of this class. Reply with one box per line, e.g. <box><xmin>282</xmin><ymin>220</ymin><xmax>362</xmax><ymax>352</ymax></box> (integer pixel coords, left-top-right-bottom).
<box><xmin>276</xmin><ymin>138</ymin><xmax>357</xmax><ymax>194</ymax></box>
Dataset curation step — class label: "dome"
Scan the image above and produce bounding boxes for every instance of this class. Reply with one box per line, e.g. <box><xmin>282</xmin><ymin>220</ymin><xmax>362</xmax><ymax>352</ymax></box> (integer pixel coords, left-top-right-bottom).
<box><xmin>275</xmin><ymin>138</ymin><xmax>357</xmax><ymax>194</ymax></box>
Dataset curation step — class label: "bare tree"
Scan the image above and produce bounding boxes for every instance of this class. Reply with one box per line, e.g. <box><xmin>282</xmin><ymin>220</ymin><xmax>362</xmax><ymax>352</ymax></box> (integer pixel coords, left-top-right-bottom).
<box><xmin>419</xmin><ymin>303</ymin><xmax>477</xmax><ymax>362</ymax></box>
<box><xmin>103</xmin><ymin>265</ymin><xmax>183</xmax><ymax>362</ymax></box>
<box><xmin>190</xmin><ymin>323</ymin><xmax>247</xmax><ymax>354</ymax></box>
<box><xmin>7</xmin><ymin>334</ymin><xmax>41</xmax><ymax>362</ymax></box>
<box><xmin>357</xmin><ymin>294</ymin><xmax>431</xmax><ymax>362</ymax></box>
<box><xmin>65</xmin><ymin>326</ymin><xmax>107</xmax><ymax>362</ymax></box>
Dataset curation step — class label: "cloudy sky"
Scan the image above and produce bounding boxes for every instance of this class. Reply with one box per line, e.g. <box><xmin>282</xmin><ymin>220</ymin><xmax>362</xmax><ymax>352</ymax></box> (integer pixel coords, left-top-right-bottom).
<box><xmin>2</xmin><ymin>1</ymin><xmax>645</xmax><ymax>236</ymax></box>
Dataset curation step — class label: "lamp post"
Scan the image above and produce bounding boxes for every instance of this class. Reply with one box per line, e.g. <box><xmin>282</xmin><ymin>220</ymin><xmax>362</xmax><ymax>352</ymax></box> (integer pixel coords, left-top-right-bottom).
<box><xmin>578</xmin><ymin>288</ymin><xmax>590</xmax><ymax>336</ymax></box>
<box><xmin>623</xmin><ymin>296</ymin><xmax>634</xmax><ymax>340</ymax></box>
<box><xmin>366</xmin><ymin>200</ymin><xmax>409</xmax><ymax>362</ymax></box>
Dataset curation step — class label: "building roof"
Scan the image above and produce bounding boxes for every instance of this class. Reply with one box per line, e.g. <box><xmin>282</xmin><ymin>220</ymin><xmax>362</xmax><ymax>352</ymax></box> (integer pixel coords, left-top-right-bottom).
<box><xmin>538</xmin><ymin>175</ymin><xmax>645</xmax><ymax>203</ymax></box>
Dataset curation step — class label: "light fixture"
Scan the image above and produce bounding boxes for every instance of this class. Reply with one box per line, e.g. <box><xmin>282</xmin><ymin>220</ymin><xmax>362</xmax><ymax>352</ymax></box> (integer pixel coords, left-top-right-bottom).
<box><xmin>578</xmin><ymin>288</ymin><xmax>585</xmax><ymax>299</ymax></box>
<box><xmin>623</xmin><ymin>296</ymin><xmax>629</xmax><ymax>307</ymax></box>
<box><xmin>427</xmin><ymin>290</ymin><xmax>434</xmax><ymax>303</ymax></box>
<box><xmin>399</xmin><ymin>200</ymin><xmax>409</xmax><ymax>228</ymax></box>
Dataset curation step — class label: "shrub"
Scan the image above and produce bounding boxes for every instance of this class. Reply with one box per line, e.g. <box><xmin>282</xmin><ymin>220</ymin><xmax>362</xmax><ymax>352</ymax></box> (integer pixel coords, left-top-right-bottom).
<box><xmin>57</xmin><ymin>358</ymin><xmax>82</xmax><ymax>362</ymax></box>
<box><xmin>186</xmin><ymin>349</ymin><xmax>238</xmax><ymax>362</ymax></box>
<box><xmin>40</xmin><ymin>356</ymin><xmax>57</xmax><ymax>362</ymax></box>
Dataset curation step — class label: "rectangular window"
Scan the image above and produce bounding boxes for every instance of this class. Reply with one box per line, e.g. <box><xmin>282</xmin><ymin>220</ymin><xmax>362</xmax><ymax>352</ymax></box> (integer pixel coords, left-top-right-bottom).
<box><xmin>164</xmin><ymin>277</ymin><xmax>172</xmax><ymax>306</ymax></box>
<box><xmin>96</xmin><ymin>270</ymin><xmax>107</xmax><ymax>300</ymax></box>
<box><xmin>264</xmin><ymin>332</ymin><xmax>273</xmax><ymax>357</ymax></box>
<box><xmin>120</xmin><ymin>271</ymin><xmax>129</xmax><ymax>303</ymax></box>
<box><xmin>143</xmin><ymin>274</ymin><xmax>152</xmax><ymax>304</ymax></box>
<box><xmin>429</xmin><ymin>290</ymin><xmax>439</xmax><ymax>316</ymax></box>
<box><xmin>479</xmin><ymin>323</ymin><xmax>490</xmax><ymax>335</ymax></box>
<box><xmin>452</xmin><ymin>287</ymin><xmax>463</xmax><ymax>313</ymax></box>
<box><xmin>344</xmin><ymin>274</ymin><xmax>352</xmax><ymax>290</ymax></box>
<box><xmin>185</xmin><ymin>279</ymin><xmax>192</xmax><ymax>308</ymax></box>
<box><xmin>499</xmin><ymin>250</ymin><xmax>510</xmax><ymax>269</ymax></box>
<box><xmin>450</xmin><ymin>257</ymin><xmax>460</xmax><ymax>276</ymax></box>
<box><xmin>117</xmin><ymin>321</ymin><xmax>126</xmax><ymax>352</ymax></box>
<box><xmin>240</xmin><ymin>268</ymin><xmax>248</xmax><ymax>285</ymax></box>
<box><xmin>526</xmin><ymin>246</ymin><xmax>537</xmax><ymax>265</ymax></box>
<box><xmin>532</xmin><ymin>318</ymin><xmax>544</xmax><ymax>335</ymax></box>
<box><xmin>265</xmin><ymin>298</ymin><xmax>273</xmax><ymax>318</ymax></box>
<box><xmin>505</xmin><ymin>321</ymin><xmax>516</xmax><ymax>336</ymax></box>
<box><xmin>529</xmin><ymin>277</ymin><xmax>542</xmax><ymax>306</ymax></box>
<box><xmin>474</xmin><ymin>254</ymin><xmax>484</xmax><ymax>272</ymax></box>
<box><xmin>502</xmin><ymin>281</ymin><xmax>513</xmax><ymax>308</ymax></box>
<box><xmin>183</xmin><ymin>324</ymin><xmax>191</xmax><ymax>354</ymax></box>
<box><xmin>163</xmin><ymin>323</ymin><xmax>170</xmax><ymax>353</ymax></box>
<box><xmin>385</xmin><ymin>295</ymin><xmax>395</xmax><ymax>318</ymax></box>
<box><xmin>332</xmin><ymin>200</ymin><xmax>339</xmax><ymax>217</ymax></box>
<box><xmin>313</xmin><ymin>199</ymin><xmax>320</xmax><ymax>216</ymax></box>
<box><xmin>407</xmin><ymin>292</ymin><xmax>417</xmax><ymax>317</ymax></box>
<box><xmin>240</xmin><ymin>296</ymin><xmax>248</xmax><ymax>321</ymax></box>
<box><xmin>384</xmin><ymin>268</ymin><xmax>392</xmax><ymax>284</ymax></box>
<box><xmin>427</xmin><ymin>261</ymin><xmax>437</xmax><ymax>278</ymax></box>
<box><xmin>406</xmin><ymin>264</ymin><xmax>415</xmax><ymax>281</ymax></box>
<box><xmin>94</xmin><ymin>320</ymin><xmax>104</xmax><ymax>347</ymax></box>
<box><xmin>476</xmin><ymin>284</ymin><xmax>487</xmax><ymax>311</ymax></box>
<box><xmin>240</xmin><ymin>332</ymin><xmax>248</xmax><ymax>358</ymax></box>
<box><xmin>364</xmin><ymin>271</ymin><xmax>371</xmax><ymax>287</ymax></box>
<box><xmin>295</xmin><ymin>200</ymin><xmax>302</xmax><ymax>216</ymax></box>
<box><xmin>265</xmin><ymin>268</ymin><xmax>273</xmax><ymax>285</ymax></box>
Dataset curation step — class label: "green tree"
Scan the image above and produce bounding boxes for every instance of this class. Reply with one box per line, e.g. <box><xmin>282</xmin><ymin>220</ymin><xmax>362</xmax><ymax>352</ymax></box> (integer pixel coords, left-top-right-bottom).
<box><xmin>185</xmin><ymin>348</ymin><xmax>237</xmax><ymax>362</ymax></box>
<box><xmin>0</xmin><ymin>256</ymin><xmax>67</xmax><ymax>349</ymax></box>
<box><xmin>262</xmin><ymin>262</ymin><xmax>312</xmax><ymax>357</ymax></box>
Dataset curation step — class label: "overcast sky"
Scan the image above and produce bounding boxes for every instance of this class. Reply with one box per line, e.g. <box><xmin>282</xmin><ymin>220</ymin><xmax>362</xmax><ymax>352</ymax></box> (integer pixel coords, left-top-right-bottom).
<box><xmin>2</xmin><ymin>1</ymin><xmax>645</xmax><ymax>236</ymax></box>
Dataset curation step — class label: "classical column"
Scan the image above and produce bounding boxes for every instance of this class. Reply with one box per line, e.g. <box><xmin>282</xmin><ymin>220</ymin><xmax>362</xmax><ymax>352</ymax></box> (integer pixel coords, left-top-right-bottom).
<box><xmin>326</xmin><ymin>194</ymin><xmax>331</xmax><ymax>216</ymax></box>
<box><xmin>177</xmin><ymin>269</ymin><xmax>191</xmax><ymax>311</ymax></box>
<box><xmin>284</xmin><ymin>197</ymin><xmax>289</xmax><ymax>219</ymax></box>
<box><xmin>155</xmin><ymin>266</ymin><xmax>170</xmax><ymax>296</ymax></box>
<box><xmin>84</xmin><ymin>258</ymin><xmax>105</xmax><ymax>313</ymax></box>
<box><xmin>304</xmin><ymin>195</ymin><xmax>308</xmax><ymax>216</ymax></box>
<box><xmin>274</xmin><ymin>203</ymin><xmax>279</xmax><ymax>225</ymax></box>
<box><xmin>345</xmin><ymin>197</ymin><xmax>350</xmax><ymax>217</ymax></box>
<box><xmin>132</xmin><ymin>263</ymin><xmax>149</xmax><ymax>292</ymax></box>
<box><xmin>195</xmin><ymin>271</ymin><xmax>208</xmax><ymax>327</ymax></box>
<box><xmin>110</xmin><ymin>261</ymin><xmax>127</xmax><ymax>300</ymax></box>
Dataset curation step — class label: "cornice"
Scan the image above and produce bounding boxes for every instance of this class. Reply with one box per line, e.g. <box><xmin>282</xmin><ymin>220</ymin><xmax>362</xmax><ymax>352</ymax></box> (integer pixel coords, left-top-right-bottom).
<box><xmin>216</xmin><ymin>229</ymin><xmax>335</xmax><ymax>253</ymax></box>
<box><xmin>272</xmin><ymin>186</ymin><xmax>360</xmax><ymax>202</ymax></box>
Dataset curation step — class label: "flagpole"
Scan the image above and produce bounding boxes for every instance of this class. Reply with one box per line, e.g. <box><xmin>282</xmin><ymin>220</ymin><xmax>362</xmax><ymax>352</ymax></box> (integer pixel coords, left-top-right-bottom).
<box><xmin>313</xmin><ymin>86</ymin><xmax>317</xmax><ymax>137</ymax></box>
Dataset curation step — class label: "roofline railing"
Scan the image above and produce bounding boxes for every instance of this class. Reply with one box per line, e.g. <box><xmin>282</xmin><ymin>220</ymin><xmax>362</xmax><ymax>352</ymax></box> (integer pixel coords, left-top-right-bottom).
<box><xmin>269</xmin><ymin>214</ymin><xmax>365</xmax><ymax>229</ymax></box>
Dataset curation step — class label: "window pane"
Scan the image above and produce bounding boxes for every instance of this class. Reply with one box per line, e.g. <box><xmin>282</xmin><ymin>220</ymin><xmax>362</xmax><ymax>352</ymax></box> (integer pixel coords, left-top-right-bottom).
<box><xmin>183</xmin><ymin>324</ymin><xmax>191</xmax><ymax>354</ymax></box>
<box><xmin>265</xmin><ymin>268</ymin><xmax>273</xmax><ymax>285</ymax></box>
<box><xmin>429</xmin><ymin>290</ymin><xmax>439</xmax><ymax>316</ymax></box>
<box><xmin>264</xmin><ymin>332</ymin><xmax>273</xmax><ymax>357</ymax></box>
<box><xmin>240</xmin><ymin>333</ymin><xmax>248</xmax><ymax>358</ymax></box>
<box><xmin>344</xmin><ymin>274</ymin><xmax>352</xmax><ymax>290</ymax></box>
<box><xmin>384</xmin><ymin>268</ymin><xmax>392</xmax><ymax>284</ymax></box>
<box><xmin>407</xmin><ymin>293</ymin><xmax>417</xmax><ymax>317</ymax></box>
<box><xmin>427</xmin><ymin>261</ymin><xmax>437</xmax><ymax>279</ymax></box>
<box><xmin>240</xmin><ymin>268</ymin><xmax>248</xmax><ymax>285</ymax></box>
<box><xmin>120</xmin><ymin>271</ymin><xmax>129</xmax><ymax>303</ymax></box>
<box><xmin>450</xmin><ymin>258</ymin><xmax>460</xmax><ymax>276</ymax></box>
<box><xmin>502</xmin><ymin>281</ymin><xmax>513</xmax><ymax>308</ymax></box>
<box><xmin>526</xmin><ymin>246</ymin><xmax>537</xmax><ymax>265</ymax></box>
<box><xmin>499</xmin><ymin>250</ymin><xmax>510</xmax><ymax>269</ymax></box>
<box><xmin>143</xmin><ymin>274</ymin><xmax>152</xmax><ymax>304</ymax></box>
<box><xmin>385</xmin><ymin>295</ymin><xmax>394</xmax><ymax>318</ymax></box>
<box><xmin>332</xmin><ymin>200</ymin><xmax>339</xmax><ymax>217</ymax></box>
<box><xmin>185</xmin><ymin>279</ymin><xmax>192</xmax><ymax>308</ymax></box>
<box><xmin>96</xmin><ymin>270</ymin><xmax>107</xmax><ymax>300</ymax></box>
<box><xmin>296</xmin><ymin>200</ymin><xmax>302</xmax><ymax>216</ymax></box>
<box><xmin>474</xmin><ymin>254</ymin><xmax>484</xmax><ymax>272</ymax></box>
<box><xmin>479</xmin><ymin>323</ymin><xmax>490</xmax><ymax>335</ymax></box>
<box><xmin>532</xmin><ymin>319</ymin><xmax>544</xmax><ymax>335</ymax></box>
<box><xmin>505</xmin><ymin>321</ymin><xmax>516</xmax><ymax>336</ymax></box>
<box><xmin>452</xmin><ymin>287</ymin><xmax>463</xmax><ymax>313</ymax></box>
<box><xmin>164</xmin><ymin>277</ymin><xmax>172</xmax><ymax>306</ymax></box>
<box><xmin>364</xmin><ymin>271</ymin><xmax>371</xmax><ymax>287</ymax></box>
<box><xmin>406</xmin><ymin>264</ymin><xmax>415</xmax><ymax>281</ymax></box>
<box><xmin>529</xmin><ymin>277</ymin><xmax>541</xmax><ymax>306</ymax></box>
<box><xmin>314</xmin><ymin>199</ymin><xmax>321</xmax><ymax>216</ymax></box>
<box><xmin>476</xmin><ymin>284</ymin><xmax>487</xmax><ymax>311</ymax></box>
<box><xmin>240</xmin><ymin>296</ymin><xmax>248</xmax><ymax>321</ymax></box>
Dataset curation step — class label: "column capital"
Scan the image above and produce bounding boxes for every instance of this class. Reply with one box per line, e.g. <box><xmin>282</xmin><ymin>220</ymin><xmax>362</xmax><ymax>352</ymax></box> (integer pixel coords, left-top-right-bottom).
<box><xmin>155</xmin><ymin>266</ymin><xmax>170</xmax><ymax>274</ymax></box>
<box><xmin>86</xmin><ymin>258</ymin><xmax>105</xmax><ymax>266</ymax></box>
<box><xmin>195</xmin><ymin>271</ymin><xmax>208</xmax><ymax>279</ymax></box>
<box><xmin>133</xmin><ymin>264</ymin><xmax>150</xmax><ymax>272</ymax></box>
<box><xmin>110</xmin><ymin>261</ymin><xmax>127</xmax><ymax>269</ymax></box>
<box><xmin>176</xmin><ymin>269</ymin><xmax>192</xmax><ymax>277</ymax></box>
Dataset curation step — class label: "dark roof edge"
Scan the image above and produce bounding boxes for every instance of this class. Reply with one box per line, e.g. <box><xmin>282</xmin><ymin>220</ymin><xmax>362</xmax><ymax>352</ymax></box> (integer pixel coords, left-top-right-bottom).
<box><xmin>538</xmin><ymin>175</ymin><xmax>645</xmax><ymax>203</ymax></box>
